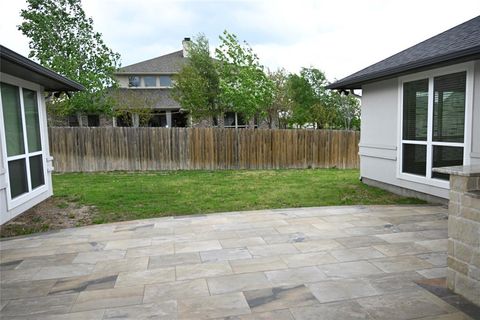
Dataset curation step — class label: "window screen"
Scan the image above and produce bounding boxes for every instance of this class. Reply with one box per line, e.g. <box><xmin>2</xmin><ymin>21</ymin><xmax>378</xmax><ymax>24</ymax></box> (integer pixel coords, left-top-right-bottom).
<box><xmin>1</xmin><ymin>83</ymin><xmax>25</xmax><ymax>156</ymax></box>
<box><xmin>433</xmin><ymin>72</ymin><xmax>466</xmax><ymax>143</ymax></box>
<box><xmin>144</xmin><ymin>76</ymin><xmax>157</xmax><ymax>87</ymax></box>
<box><xmin>159</xmin><ymin>76</ymin><xmax>172</xmax><ymax>87</ymax></box>
<box><xmin>402</xmin><ymin>144</ymin><xmax>426</xmax><ymax>176</ymax></box>
<box><xmin>403</xmin><ymin>79</ymin><xmax>428</xmax><ymax>141</ymax></box>
<box><xmin>432</xmin><ymin>146</ymin><xmax>464</xmax><ymax>180</ymax></box>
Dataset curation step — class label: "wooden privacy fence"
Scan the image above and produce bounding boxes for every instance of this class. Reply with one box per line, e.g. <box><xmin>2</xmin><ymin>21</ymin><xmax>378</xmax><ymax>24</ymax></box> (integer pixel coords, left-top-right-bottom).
<box><xmin>49</xmin><ymin>127</ymin><xmax>360</xmax><ymax>172</ymax></box>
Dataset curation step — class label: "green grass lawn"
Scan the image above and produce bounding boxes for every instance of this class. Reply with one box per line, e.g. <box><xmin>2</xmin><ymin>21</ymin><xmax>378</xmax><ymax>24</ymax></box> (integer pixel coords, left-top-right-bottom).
<box><xmin>52</xmin><ymin>169</ymin><xmax>425</xmax><ymax>224</ymax></box>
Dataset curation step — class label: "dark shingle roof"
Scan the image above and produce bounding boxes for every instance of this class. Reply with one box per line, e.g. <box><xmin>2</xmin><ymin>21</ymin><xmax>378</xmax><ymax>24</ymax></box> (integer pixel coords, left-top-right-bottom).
<box><xmin>116</xmin><ymin>50</ymin><xmax>186</xmax><ymax>74</ymax></box>
<box><xmin>0</xmin><ymin>45</ymin><xmax>84</xmax><ymax>91</ymax></box>
<box><xmin>327</xmin><ymin>16</ymin><xmax>480</xmax><ymax>89</ymax></box>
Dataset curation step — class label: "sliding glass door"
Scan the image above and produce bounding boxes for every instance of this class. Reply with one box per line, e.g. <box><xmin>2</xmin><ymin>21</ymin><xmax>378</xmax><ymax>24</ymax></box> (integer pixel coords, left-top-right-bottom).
<box><xmin>1</xmin><ymin>82</ymin><xmax>45</xmax><ymax>204</ymax></box>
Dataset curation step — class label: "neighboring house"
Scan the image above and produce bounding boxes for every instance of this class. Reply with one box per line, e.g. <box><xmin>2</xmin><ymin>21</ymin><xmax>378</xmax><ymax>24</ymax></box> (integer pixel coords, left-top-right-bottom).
<box><xmin>0</xmin><ymin>45</ymin><xmax>83</xmax><ymax>224</ymax></box>
<box><xmin>328</xmin><ymin>16</ymin><xmax>480</xmax><ymax>203</ymax></box>
<box><xmin>113</xmin><ymin>38</ymin><xmax>256</xmax><ymax>128</ymax></box>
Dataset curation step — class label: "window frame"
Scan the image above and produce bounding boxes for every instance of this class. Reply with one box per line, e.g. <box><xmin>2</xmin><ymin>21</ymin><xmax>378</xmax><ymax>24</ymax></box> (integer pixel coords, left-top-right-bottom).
<box><xmin>396</xmin><ymin>62</ymin><xmax>474</xmax><ymax>189</ymax></box>
<box><xmin>0</xmin><ymin>73</ymin><xmax>49</xmax><ymax>210</ymax></box>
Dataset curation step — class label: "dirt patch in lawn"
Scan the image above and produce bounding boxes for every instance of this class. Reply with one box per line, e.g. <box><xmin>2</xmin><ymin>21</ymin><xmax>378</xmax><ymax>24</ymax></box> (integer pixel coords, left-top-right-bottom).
<box><xmin>0</xmin><ymin>198</ymin><xmax>96</xmax><ymax>238</ymax></box>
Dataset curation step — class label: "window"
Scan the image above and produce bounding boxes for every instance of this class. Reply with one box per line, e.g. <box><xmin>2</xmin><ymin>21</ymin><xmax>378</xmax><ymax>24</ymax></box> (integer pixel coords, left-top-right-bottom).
<box><xmin>144</xmin><ymin>76</ymin><xmax>157</xmax><ymax>87</ymax></box>
<box><xmin>148</xmin><ymin>111</ymin><xmax>167</xmax><ymax>127</ymax></box>
<box><xmin>172</xmin><ymin>110</ymin><xmax>188</xmax><ymax>127</ymax></box>
<box><xmin>1</xmin><ymin>82</ymin><xmax>46</xmax><ymax>201</ymax></box>
<box><xmin>128</xmin><ymin>76</ymin><xmax>141</xmax><ymax>87</ymax></box>
<box><xmin>400</xmin><ymin>70</ymin><xmax>467</xmax><ymax>183</ymax></box>
<box><xmin>68</xmin><ymin>115</ymin><xmax>79</xmax><ymax>127</ymax></box>
<box><xmin>159</xmin><ymin>75</ymin><xmax>172</xmax><ymax>87</ymax></box>
<box><xmin>87</xmin><ymin>115</ymin><xmax>100</xmax><ymax>127</ymax></box>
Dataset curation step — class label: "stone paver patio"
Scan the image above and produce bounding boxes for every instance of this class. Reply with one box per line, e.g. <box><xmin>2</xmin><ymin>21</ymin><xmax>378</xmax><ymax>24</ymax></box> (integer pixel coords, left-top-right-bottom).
<box><xmin>0</xmin><ymin>205</ymin><xmax>477</xmax><ymax>319</ymax></box>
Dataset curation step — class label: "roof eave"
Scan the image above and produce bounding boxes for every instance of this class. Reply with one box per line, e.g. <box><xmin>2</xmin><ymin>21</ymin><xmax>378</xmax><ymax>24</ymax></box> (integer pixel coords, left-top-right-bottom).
<box><xmin>327</xmin><ymin>46</ymin><xmax>480</xmax><ymax>90</ymax></box>
<box><xmin>0</xmin><ymin>45</ymin><xmax>84</xmax><ymax>92</ymax></box>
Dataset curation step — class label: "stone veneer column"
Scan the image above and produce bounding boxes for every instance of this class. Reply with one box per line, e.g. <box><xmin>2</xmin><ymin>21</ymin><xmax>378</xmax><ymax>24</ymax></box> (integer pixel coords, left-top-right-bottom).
<box><xmin>434</xmin><ymin>165</ymin><xmax>480</xmax><ymax>306</ymax></box>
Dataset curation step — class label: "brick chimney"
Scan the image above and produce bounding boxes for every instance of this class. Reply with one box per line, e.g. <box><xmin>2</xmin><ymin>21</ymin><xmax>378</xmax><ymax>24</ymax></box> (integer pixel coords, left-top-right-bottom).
<box><xmin>182</xmin><ymin>37</ymin><xmax>191</xmax><ymax>58</ymax></box>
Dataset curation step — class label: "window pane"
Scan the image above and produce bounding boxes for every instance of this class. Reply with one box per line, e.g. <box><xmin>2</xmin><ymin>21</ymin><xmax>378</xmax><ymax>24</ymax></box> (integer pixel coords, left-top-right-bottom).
<box><xmin>29</xmin><ymin>155</ymin><xmax>45</xmax><ymax>189</ymax></box>
<box><xmin>237</xmin><ymin>113</ymin><xmax>246</xmax><ymax>126</ymax></box>
<box><xmin>87</xmin><ymin>115</ymin><xmax>100</xmax><ymax>127</ymax></box>
<box><xmin>8</xmin><ymin>158</ymin><xmax>28</xmax><ymax>198</ymax></box>
<box><xmin>128</xmin><ymin>76</ymin><xmax>140</xmax><ymax>87</ymax></box>
<box><xmin>159</xmin><ymin>76</ymin><xmax>172</xmax><ymax>87</ymax></box>
<box><xmin>224</xmin><ymin>112</ymin><xmax>235</xmax><ymax>126</ymax></box>
<box><xmin>148</xmin><ymin>111</ymin><xmax>167</xmax><ymax>127</ymax></box>
<box><xmin>144</xmin><ymin>76</ymin><xmax>157</xmax><ymax>87</ymax></box>
<box><xmin>433</xmin><ymin>72</ymin><xmax>466</xmax><ymax>142</ymax></box>
<box><xmin>68</xmin><ymin>115</ymin><xmax>79</xmax><ymax>127</ymax></box>
<box><xmin>1</xmin><ymin>83</ymin><xmax>25</xmax><ymax>156</ymax></box>
<box><xmin>402</xmin><ymin>144</ymin><xmax>426</xmax><ymax>176</ymax></box>
<box><xmin>432</xmin><ymin>146</ymin><xmax>464</xmax><ymax>180</ymax></box>
<box><xmin>403</xmin><ymin>79</ymin><xmax>428</xmax><ymax>141</ymax></box>
<box><xmin>23</xmin><ymin>88</ymin><xmax>42</xmax><ymax>152</ymax></box>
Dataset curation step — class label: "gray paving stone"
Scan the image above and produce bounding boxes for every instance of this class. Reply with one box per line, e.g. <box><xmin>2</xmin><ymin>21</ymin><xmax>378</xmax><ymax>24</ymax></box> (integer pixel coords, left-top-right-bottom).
<box><xmin>207</xmin><ymin>272</ymin><xmax>271</xmax><ymax>295</ymax></box>
<box><xmin>71</xmin><ymin>286</ymin><xmax>144</xmax><ymax>312</ymax></box>
<box><xmin>222</xmin><ymin>309</ymin><xmax>294</xmax><ymax>320</ymax></box>
<box><xmin>370</xmin><ymin>256</ymin><xmax>433</xmax><ymax>273</ymax></box>
<box><xmin>248</xmin><ymin>244</ymin><xmax>299</xmax><ymax>257</ymax></box>
<box><xmin>417</xmin><ymin>267</ymin><xmax>447</xmax><ymax>279</ymax></box>
<box><xmin>48</xmin><ymin>274</ymin><xmax>118</xmax><ymax>295</ymax></box>
<box><xmin>293</xmin><ymin>239</ymin><xmax>343</xmax><ymax>253</ymax></box>
<box><xmin>104</xmin><ymin>238</ymin><xmax>151</xmax><ymax>250</ymax></box>
<box><xmin>230</xmin><ymin>256</ymin><xmax>288</xmax><ymax>273</ymax></box>
<box><xmin>32</xmin><ymin>264</ymin><xmax>95</xmax><ymax>281</ymax></box>
<box><xmin>307</xmin><ymin>278</ymin><xmax>379</xmax><ymax>303</ymax></box>
<box><xmin>176</xmin><ymin>261</ymin><xmax>233</xmax><ymax>280</ymax></box>
<box><xmin>366</xmin><ymin>271</ymin><xmax>425</xmax><ymax>293</ymax></box>
<box><xmin>144</xmin><ymin>279</ymin><xmax>209</xmax><ymax>302</ymax></box>
<box><xmin>280</xmin><ymin>252</ymin><xmax>338</xmax><ymax>268</ymax></box>
<box><xmin>330</xmin><ymin>247</ymin><xmax>385</xmax><ymax>262</ymax></box>
<box><xmin>290</xmin><ymin>300</ymin><xmax>374</xmax><ymax>320</ymax></box>
<box><xmin>0</xmin><ymin>309</ymin><xmax>106</xmax><ymax>320</ymax></box>
<box><xmin>94</xmin><ymin>256</ymin><xmax>149</xmax><ymax>274</ymax></box>
<box><xmin>335</xmin><ymin>235</ymin><xmax>388</xmax><ymax>248</ymax></box>
<box><xmin>125</xmin><ymin>242</ymin><xmax>174</xmax><ymax>258</ymax></box>
<box><xmin>200</xmin><ymin>247</ymin><xmax>252</xmax><ymax>262</ymax></box>
<box><xmin>220</xmin><ymin>237</ymin><xmax>266</xmax><ymax>248</ymax></box>
<box><xmin>416</xmin><ymin>252</ymin><xmax>447</xmax><ymax>267</ymax></box>
<box><xmin>318</xmin><ymin>261</ymin><xmax>384</xmax><ymax>278</ymax></box>
<box><xmin>1</xmin><ymin>293</ymin><xmax>78</xmax><ymax>317</ymax></box>
<box><xmin>265</xmin><ymin>266</ymin><xmax>328</xmax><ymax>286</ymax></box>
<box><xmin>175</xmin><ymin>240</ymin><xmax>222</xmax><ymax>253</ymax></box>
<box><xmin>149</xmin><ymin>252</ymin><xmax>201</xmax><ymax>269</ymax></box>
<box><xmin>115</xmin><ymin>267</ymin><xmax>175</xmax><ymax>287</ymax></box>
<box><xmin>0</xmin><ymin>279</ymin><xmax>56</xmax><ymax>300</ymax></box>
<box><xmin>244</xmin><ymin>285</ymin><xmax>319</xmax><ymax>313</ymax></box>
<box><xmin>356</xmin><ymin>289</ymin><xmax>455</xmax><ymax>320</ymax></box>
<box><xmin>373</xmin><ymin>243</ymin><xmax>433</xmax><ymax>257</ymax></box>
<box><xmin>15</xmin><ymin>253</ymin><xmax>77</xmax><ymax>270</ymax></box>
<box><xmin>103</xmin><ymin>301</ymin><xmax>176</xmax><ymax>320</ymax></box>
<box><xmin>178</xmin><ymin>292</ymin><xmax>250</xmax><ymax>319</ymax></box>
<box><xmin>72</xmin><ymin>250</ymin><xmax>126</xmax><ymax>264</ymax></box>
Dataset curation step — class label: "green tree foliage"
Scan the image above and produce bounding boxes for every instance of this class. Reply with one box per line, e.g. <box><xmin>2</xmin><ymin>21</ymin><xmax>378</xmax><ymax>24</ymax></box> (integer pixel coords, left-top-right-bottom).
<box><xmin>286</xmin><ymin>67</ymin><xmax>360</xmax><ymax>129</ymax></box>
<box><xmin>215</xmin><ymin>31</ymin><xmax>275</xmax><ymax>124</ymax></box>
<box><xmin>110</xmin><ymin>90</ymin><xmax>155</xmax><ymax>127</ymax></box>
<box><xmin>268</xmin><ymin>68</ymin><xmax>292</xmax><ymax>128</ymax></box>
<box><xmin>18</xmin><ymin>0</ymin><xmax>121</xmax><ymax>116</ymax></box>
<box><xmin>172</xmin><ymin>34</ymin><xmax>221</xmax><ymax>122</ymax></box>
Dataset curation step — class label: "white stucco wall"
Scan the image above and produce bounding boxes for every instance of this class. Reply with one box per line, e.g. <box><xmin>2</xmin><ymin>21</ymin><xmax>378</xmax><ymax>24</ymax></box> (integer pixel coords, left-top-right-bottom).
<box><xmin>470</xmin><ymin>60</ymin><xmax>480</xmax><ymax>165</ymax></box>
<box><xmin>359</xmin><ymin>60</ymin><xmax>479</xmax><ymax>200</ymax></box>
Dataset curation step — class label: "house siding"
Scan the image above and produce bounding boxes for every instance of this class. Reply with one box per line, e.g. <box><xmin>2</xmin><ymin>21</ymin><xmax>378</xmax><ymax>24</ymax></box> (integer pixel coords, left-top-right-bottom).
<box><xmin>360</xmin><ymin>61</ymin><xmax>480</xmax><ymax>200</ymax></box>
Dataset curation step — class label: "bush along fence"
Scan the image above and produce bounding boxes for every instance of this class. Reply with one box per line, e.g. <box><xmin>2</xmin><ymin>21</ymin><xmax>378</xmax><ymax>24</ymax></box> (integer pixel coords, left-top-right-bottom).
<box><xmin>48</xmin><ymin>127</ymin><xmax>360</xmax><ymax>172</ymax></box>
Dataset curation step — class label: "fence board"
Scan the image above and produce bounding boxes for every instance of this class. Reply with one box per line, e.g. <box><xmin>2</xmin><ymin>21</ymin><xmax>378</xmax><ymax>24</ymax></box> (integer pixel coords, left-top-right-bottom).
<box><xmin>48</xmin><ymin>127</ymin><xmax>360</xmax><ymax>172</ymax></box>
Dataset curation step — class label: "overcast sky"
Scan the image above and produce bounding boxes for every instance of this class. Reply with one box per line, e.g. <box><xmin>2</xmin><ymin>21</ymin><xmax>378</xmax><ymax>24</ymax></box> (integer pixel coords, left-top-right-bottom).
<box><xmin>1</xmin><ymin>0</ymin><xmax>479</xmax><ymax>82</ymax></box>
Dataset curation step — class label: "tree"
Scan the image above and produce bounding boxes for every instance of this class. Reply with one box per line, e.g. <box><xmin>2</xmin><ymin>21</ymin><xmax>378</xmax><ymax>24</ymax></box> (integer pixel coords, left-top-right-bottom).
<box><xmin>110</xmin><ymin>90</ymin><xmax>155</xmax><ymax>127</ymax></box>
<box><xmin>215</xmin><ymin>31</ymin><xmax>274</xmax><ymax>125</ymax></box>
<box><xmin>331</xmin><ymin>92</ymin><xmax>361</xmax><ymax>130</ymax></box>
<box><xmin>172</xmin><ymin>34</ymin><xmax>221</xmax><ymax>123</ymax></box>
<box><xmin>268</xmin><ymin>69</ymin><xmax>292</xmax><ymax>128</ymax></box>
<box><xmin>18</xmin><ymin>0</ymin><xmax>121</xmax><ymax>116</ymax></box>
